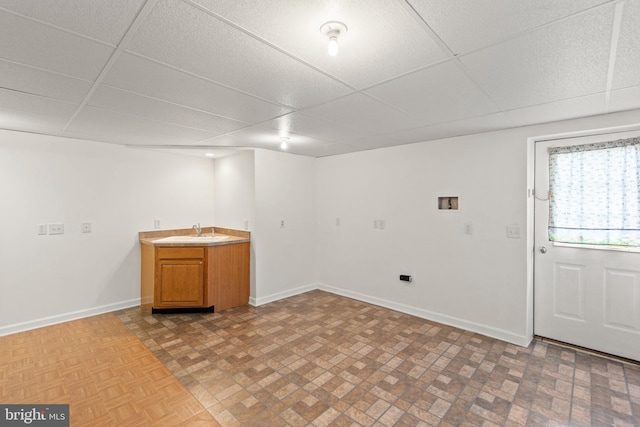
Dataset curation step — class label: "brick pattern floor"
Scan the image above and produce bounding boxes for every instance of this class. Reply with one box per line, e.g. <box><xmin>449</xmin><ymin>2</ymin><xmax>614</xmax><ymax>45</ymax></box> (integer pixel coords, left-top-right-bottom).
<box><xmin>117</xmin><ymin>290</ymin><xmax>640</xmax><ymax>426</ymax></box>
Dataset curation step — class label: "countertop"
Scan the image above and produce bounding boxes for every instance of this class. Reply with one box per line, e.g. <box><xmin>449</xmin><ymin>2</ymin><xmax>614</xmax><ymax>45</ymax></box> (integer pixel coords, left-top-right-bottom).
<box><xmin>139</xmin><ymin>226</ymin><xmax>250</xmax><ymax>247</ymax></box>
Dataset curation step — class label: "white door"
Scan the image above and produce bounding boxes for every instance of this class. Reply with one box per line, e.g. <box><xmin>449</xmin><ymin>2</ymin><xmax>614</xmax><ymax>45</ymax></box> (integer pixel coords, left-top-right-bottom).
<box><xmin>534</xmin><ymin>131</ymin><xmax>640</xmax><ymax>362</ymax></box>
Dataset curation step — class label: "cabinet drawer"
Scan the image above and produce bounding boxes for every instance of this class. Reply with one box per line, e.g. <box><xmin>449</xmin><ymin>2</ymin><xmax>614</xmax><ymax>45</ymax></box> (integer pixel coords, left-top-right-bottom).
<box><xmin>157</xmin><ymin>247</ymin><xmax>204</xmax><ymax>259</ymax></box>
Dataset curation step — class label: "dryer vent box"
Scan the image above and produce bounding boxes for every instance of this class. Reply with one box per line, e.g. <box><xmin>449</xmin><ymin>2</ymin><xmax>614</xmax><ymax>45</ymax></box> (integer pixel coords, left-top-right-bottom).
<box><xmin>438</xmin><ymin>196</ymin><xmax>459</xmax><ymax>210</ymax></box>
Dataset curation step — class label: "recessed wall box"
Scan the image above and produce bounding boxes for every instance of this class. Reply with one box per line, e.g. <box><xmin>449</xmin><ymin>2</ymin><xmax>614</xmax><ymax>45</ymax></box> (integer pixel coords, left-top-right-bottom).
<box><xmin>438</xmin><ymin>196</ymin><xmax>459</xmax><ymax>210</ymax></box>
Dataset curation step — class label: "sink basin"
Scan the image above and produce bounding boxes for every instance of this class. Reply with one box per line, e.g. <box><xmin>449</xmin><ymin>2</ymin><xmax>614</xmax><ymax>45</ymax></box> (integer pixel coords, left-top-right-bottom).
<box><xmin>154</xmin><ymin>235</ymin><xmax>229</xmax><ymax>244</ymax></box>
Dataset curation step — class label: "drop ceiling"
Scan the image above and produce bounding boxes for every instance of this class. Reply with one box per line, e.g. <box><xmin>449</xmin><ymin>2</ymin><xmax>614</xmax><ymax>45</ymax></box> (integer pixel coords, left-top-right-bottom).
<box><xmin>1</xmin><ymin>0</ymin><xmax>639</xmax><ymax>157</ymax></box>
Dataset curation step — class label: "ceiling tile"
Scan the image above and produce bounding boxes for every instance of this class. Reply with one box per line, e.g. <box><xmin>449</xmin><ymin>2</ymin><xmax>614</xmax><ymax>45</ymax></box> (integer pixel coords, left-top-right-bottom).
<box><xmin>102</xmin><ymin>53</ymin><xmax>291</xmax><ymax>124</ymax></box>
<box><xmin>223</xmin><ymin>124</ymin><xmax>337</xmax><ymax>150</ymax></box>
<box><xmin>612</xmin><ymin>0</ymin><xmax>640</xmax><ymax>90</ymax></box>
<box><xmin>505</xmin><ymin>93</ymin><xmax>606</xmax><ymax>127</ymax></box>
<box><xmin>88</xmin><ymin>85</ymin><xmax>248</xmax><ymax>134</ymax></box>
<box><xmin>0</xmin><ymin>0</ymin><xmax>145</xmax><ymax>45</ymax></box>
<box><xmin>608</xmin><ymin>86</ymin><xmax>640</xmax><ymax>113</ymax></box>
<box><xmin>346</xmin><ymin>135</ymin><xmax>413</xmax><ymax>151</ymax></box>
<box><xmin>384</xmin><ymin>112</ymin><xmax>516</xmax><ymax>144</ymax></box>
<box><xmin>0</xmin><ymin>9</ymin><xmax>114</xmax><ymax>80</ymax></box>
<box><xmin>126</xmin><ymin>0</ymin><xmax>352</xmax><ymax>108</ymax></box>
<box><xmin>303</xmin><ymin>93</ymin><xmax>424</xmax><ymax>137</ymax></box>
<box><xmin>0</xmin><ymin>59</ymin><xmax>92</xmax><ymax>103</ymax></box>
<box><xmin>408</xmin><ymin>0</ymin><xmax>609</xmax><ymax>54</ymax></box>
<box><xmin>192</xmin><ymin>0</ymin><xmax>449</xmax><ymax>88</ymax></box>
<box><xmin>460</xmin><ymin>6</ymin><xmax>613</xmax><ymax>110</ymax></box>
<box><xmin>134</xmin><ymin>146</ymin><xmax>247</xmax><ymax>159</ymax></box>
<box><xmin>265</xmin><ymin>112</ymin><xmax>364</xmax><ymax>142</ymax></box>
<box><xmin>0</xmin><ymin>88</ymin><xmax>77</xmax><ymax>118</ymax></box>
<box><xmin>65</xmin><ymin>107</ymin><xmax>218</xmax><ymax>145</ymax></box>
<box><xmin>296</xmin><ymin>143</ymin><xmax>362</xmax><ymax>158</ymax></box>
<box><xmin>0</xmin><ymin>108</ymin><xmax>67</xmax><ymax>134</ymax></box>
<box><xmin>366</xmin><ymin>61</ymin><xmax>500</xmax><ymax>125</ymax></box>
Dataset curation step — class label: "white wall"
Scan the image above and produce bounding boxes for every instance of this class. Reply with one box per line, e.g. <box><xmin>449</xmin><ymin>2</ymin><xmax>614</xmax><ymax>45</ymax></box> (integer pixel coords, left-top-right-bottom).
<box><xmin>0</xmin><ymin>130</ymin><xmax>215</xmax><ymax>335</ymax></box>
<box><xmin>213</xmin><ymin>150</ymin><xmax>255</xmax><ymax>231</ymax></box>
<box><xmin>213</xmin><ymin>150</ymin><xmax>256</xmax><ymax>297</ymax></box>
<box><xmin>4</xmin><ymin>109</ymin><xmax>639</xmax><ymax>345</ymax></box>
<box><xmin>316</xmin><ymin>109</ymin><xmax>640</xmax><ymax>346</ymax></box>
<box><xmin>253</xmin><ymin>149</ymin><xmax>317</xmax><ymax>304</ymax></box>
<box><xmin>316</xmin><ymin>132</ymin><xmax>529</xmax><ymax>344</ymax></box>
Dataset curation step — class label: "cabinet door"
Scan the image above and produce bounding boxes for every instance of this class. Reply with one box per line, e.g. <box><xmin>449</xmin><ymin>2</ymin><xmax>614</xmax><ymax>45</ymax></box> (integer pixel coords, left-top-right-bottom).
<box><xmin>208</xmin><ymin>243</ymin><xmax>250</xmax><ymax>311</ymax></box>
<box><xmin>156</xmin><ymin>259</ymin><xmax>204</xmax><ymax>307</ymax></box>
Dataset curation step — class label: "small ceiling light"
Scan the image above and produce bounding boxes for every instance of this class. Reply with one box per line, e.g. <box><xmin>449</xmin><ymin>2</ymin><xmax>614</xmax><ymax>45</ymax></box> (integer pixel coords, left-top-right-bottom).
<box><xmin>320</xmin><ymin>21</ymin><xmax>347</xmax><ymax>56</ymax></box>
<box><xmin>280</xmin><ymin>137</ymin><xmax>289</xmax><ymax>150</ymax></box>
<box><xmin>205</xmin><ymin>152</ymin><xmax>215</xmax><ymax>158</ymax></box>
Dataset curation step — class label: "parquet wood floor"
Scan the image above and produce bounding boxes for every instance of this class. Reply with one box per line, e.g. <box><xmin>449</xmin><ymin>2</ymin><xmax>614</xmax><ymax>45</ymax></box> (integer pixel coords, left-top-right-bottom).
<box><xmin>0</xmin><ymin>313</ymin><xmax>216</xmax><ymax>426</ymax></box>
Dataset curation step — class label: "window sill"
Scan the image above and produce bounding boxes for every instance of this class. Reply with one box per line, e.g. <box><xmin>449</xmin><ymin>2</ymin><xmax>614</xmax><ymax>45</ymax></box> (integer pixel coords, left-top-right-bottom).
<box><xmin>553</xmin><ymin>242</ymin><xmax>640</xmax><ymax>253</ymax></box>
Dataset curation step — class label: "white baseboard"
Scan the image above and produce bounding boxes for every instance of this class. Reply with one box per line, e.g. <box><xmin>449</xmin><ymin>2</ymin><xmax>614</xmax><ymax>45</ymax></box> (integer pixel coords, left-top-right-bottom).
<box><xmin>0</xmin><ymin>298</ymin><xmax>141</xmax><ymax>337</ymax></box>
<box><xmin>317</xmin><ymin>283</ymin><xmax>532</xmax><ymax>347</ymax></box>
<box><xmin>252</xmin><ymin>283</ymin><xmax>318</xmax><ymax>307</ymax></box>
<box><xmin>1</xmin><ymin>286</ymin><xmax>533</xmax><ymax>348</ymax></box>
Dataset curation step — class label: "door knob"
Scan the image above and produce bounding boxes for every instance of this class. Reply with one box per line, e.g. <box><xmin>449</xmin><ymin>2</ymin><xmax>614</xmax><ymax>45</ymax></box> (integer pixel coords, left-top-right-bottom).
<box><xmin>538</xmin><ymin>246</ymin><xmax>547</xmax><ymax>254</ymax></box>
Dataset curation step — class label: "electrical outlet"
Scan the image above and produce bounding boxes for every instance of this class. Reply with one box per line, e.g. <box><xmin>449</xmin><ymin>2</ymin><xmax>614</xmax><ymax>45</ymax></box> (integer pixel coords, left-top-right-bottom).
<box><xmin>49</xmin><ymin>223</ymin><xmax>64</xmax><ymax>235</ymax></box>
<box><xmin>154</xmin><ymin>219</ymin><xmax>161</xmax><ymax>229</ymax></box>
<box><xmin>81</xmin><ymin>222</ymin><xmax>91</xmax><ymax>233</ymax></box>
<box><xmin>336</xmin><ymin>217</ymin><xmax>341</xmax><ymax>226</ymax></box>
<box><xmin>507</xmin><ymin>225</ymin><xmax>521</xmax><ymax>238</ymax></box>
<box><xmin>244</xmin><ymin>219</ymin><xmax>249</xmax><ymax>229</ymax></box>
<box><xmin>464</xmin><ymin>222</ymin><xmax>473</xmax><ymax>235</ymax></box>
<box><xmin>378</xmin><ymin>219</ymin><xmax>385</xmax><ymax>230</ymax></box>
<box><xmin>37</xmin><ymin>224</ymin><xmax>47</xmax><ymax>235</ymax></box>
<box><xmin>373</xmin><ymin>220</ymin><xmax>378</xmax><ymax>229</ymax></box>
<box><xmin>280</xmin><ymin>220</ymin><xmax>285</xmax><ymax>228</ymax></box>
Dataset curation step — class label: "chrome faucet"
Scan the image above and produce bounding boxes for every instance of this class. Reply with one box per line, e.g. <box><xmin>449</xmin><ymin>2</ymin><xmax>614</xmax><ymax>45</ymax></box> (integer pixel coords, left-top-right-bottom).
<box><xmin>192</xmin><ymin>223</ymin><xmax>202</xmax><ymax>237</ymax></box>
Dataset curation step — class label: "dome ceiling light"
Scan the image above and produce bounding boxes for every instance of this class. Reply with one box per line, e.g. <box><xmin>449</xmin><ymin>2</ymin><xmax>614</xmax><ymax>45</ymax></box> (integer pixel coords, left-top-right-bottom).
<box><xmin>320</xmin><ymin>21</ymin><xmax>347</xmax><ymax>56</ymax></box>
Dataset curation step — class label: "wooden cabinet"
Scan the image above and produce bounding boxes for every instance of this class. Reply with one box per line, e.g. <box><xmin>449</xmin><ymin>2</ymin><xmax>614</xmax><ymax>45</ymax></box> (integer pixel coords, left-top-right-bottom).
<box><xmin>208</xmin><ymin>243</ymin><xmax>250</xmax><ymax>312</ymax></box>
<box><xmin>140</xmin><ymin>241</ymin><xmax>249</xmax><ymax>313</ymax></box>
<box><xmin>156</xmin><ymin>247</ymin><xmax>205</xmax><ymax>308</ymax></box>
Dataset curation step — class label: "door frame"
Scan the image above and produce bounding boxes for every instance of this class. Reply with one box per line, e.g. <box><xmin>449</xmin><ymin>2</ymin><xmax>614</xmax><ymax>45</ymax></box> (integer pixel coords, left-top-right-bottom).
<box><xmin>526</xmin><ymin>122</ymin><xmax>640</xmax><ymax>346</ymax></box>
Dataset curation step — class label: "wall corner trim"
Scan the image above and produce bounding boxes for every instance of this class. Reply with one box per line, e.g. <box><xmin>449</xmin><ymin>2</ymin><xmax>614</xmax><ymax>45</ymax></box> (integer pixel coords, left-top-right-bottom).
<box><xmin>0</xmin><ymin>298</ymin><xmax>141</xmax><ymax>337</ymax></box>
<box><xmin>253</xmin><ymin>284</ymin><xmax>318</xmax><ymax>307</ymax></box>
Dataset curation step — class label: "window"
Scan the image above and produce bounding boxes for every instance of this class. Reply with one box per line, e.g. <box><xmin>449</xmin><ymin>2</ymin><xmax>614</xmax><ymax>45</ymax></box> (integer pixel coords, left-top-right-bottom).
<box><xmin>548</xmin><ymin>137</ymin><xmax>640</xmax><ymax>247</ymax></box>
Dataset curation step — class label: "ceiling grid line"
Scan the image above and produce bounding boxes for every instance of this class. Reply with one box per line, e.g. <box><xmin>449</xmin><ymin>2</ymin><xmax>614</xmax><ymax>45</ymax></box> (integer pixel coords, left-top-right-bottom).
<box><xmin>1</xmin><ymin>0</ymin><xmax>640</xmax><ymax>157</ymax></box>
<box><xmin>604</xmin><ymin>1</ymin><xmax>626</xmax><ymax>113</ymax></box>
<box><xmin>449</xmin><ymin>0</ymin><xmax>623</xmax><ymax>59</ymax></box>
<box><xmin>0</xmin><ymin>6</ymin><xmax>119</xmax><ymax>49</ymax></box>
<box><xmin>396</xmin><ymin>0</ymin><xmax>456</xmax><ymax>56</ymax></box>
<box><xmin>180</xmin><ymin>0</ymin><xmax>359</xmax><ymax>92</ymax></box>
<box><xmin>0</xmin><ymin>57</ymin><xmax>94</xmax><ymax>83</ymax></box>
<box><xmin>60</xmin><ymin>0</ymin><xmax>160</xmax><ymax>135</ymax></box>
<box><xmin>119</xmin><ymin>50</ymin><xmax>300</xmax><ymax>111</ymax></box>
<box><xmin>97</xmin><ymin>82</ymin><xmax>253</xmax><ymax>127</ymax></box>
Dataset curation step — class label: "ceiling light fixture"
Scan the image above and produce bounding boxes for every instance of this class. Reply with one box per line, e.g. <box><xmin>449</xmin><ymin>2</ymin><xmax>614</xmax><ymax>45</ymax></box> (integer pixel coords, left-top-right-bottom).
<box><xmin>320</xmin><ymin>21</ymin><xmax>347</xmax><ymax>56</ymax></box>
<box><xmin>280</xmin><ymin>137</ymin><xmax>289</xmax><ymax>150</ymax></box>
<box><xmin>205</xmin><ymin>152</ymin><xmax>215</xmax><ymax>158</ymax></box>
